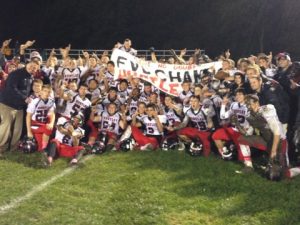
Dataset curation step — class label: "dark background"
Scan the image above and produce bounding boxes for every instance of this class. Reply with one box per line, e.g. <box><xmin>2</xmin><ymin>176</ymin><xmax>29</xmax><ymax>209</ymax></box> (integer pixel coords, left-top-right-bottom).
<box><xmin>1</xmin><ymin>0</ymin><xmax>300</xmax><ymax>60</ymax></box>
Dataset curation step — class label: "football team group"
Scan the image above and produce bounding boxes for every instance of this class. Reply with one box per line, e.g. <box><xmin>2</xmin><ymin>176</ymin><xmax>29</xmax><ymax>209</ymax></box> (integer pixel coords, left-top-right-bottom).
<box><xmin>0</xmin><ymin>38</ymin><xmax>300</xmax><ymax>181</ymax></box>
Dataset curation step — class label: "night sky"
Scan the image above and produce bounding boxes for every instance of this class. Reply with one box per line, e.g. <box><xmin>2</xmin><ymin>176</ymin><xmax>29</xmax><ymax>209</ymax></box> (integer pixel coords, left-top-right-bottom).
<box><xmin>1</xmin><ymin>0</ymin><xmax>300</xmax><ymax>60</ymax></box>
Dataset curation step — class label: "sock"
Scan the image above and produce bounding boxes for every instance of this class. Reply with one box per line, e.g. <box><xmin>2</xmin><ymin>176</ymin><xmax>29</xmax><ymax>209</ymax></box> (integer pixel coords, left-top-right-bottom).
<box><xmin>244</xmin><ymin>160</ymin><xmax>253</xmax><ymax>168</ymax></box>
<box><xmin>42</xmin><ymin>141</ymin><xmax>48</xmax><ymax>149</ymax></box>
<box><xmin>286</xmin><ymin>167</ymin><xmax>300</xmax><ymax>178</ymax></box>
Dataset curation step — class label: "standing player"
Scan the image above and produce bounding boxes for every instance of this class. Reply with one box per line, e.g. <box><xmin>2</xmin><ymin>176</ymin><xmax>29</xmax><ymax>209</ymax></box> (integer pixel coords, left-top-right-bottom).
<box><xmin>26</xmin><ymin>85</ymin><xmax>56</xmax><ymax>151</ymax></box>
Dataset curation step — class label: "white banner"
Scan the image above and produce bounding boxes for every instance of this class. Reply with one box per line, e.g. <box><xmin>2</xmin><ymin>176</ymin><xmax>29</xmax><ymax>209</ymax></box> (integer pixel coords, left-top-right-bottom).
<box><xmin>111</xmin><ymin>49</ymin><xmax>222</xmax><ymax>96</ymax></box>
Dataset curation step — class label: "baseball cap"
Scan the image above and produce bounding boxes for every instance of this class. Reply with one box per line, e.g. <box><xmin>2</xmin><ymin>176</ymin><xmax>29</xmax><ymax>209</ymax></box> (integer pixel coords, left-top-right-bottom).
<box><xmin>276</xmin><ymin>52</ymin><xmax>291</xmax><ymax>61</ymax></box>
<box><xmin>30</xmin><ymin>51</ymin><xmax>43</xmax><ymax>62</ymax></box>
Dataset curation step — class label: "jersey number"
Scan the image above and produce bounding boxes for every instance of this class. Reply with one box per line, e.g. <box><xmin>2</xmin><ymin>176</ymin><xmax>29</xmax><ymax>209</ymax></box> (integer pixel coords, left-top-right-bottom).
<box><xmin>36</xmin><ymin>110</ymin><xmax>48</xmax><ymax>123</ymax></box>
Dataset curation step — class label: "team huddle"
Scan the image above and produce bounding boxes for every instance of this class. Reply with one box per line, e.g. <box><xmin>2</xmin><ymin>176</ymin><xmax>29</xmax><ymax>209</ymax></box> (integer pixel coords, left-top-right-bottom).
<box><xmin>1</xmin><ymin>38</ymin><xmax>300</xmax><ymax>181</ymax></box>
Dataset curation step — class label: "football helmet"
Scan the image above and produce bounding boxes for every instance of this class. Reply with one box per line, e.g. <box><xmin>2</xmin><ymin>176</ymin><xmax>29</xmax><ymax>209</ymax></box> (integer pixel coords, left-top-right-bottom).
<box><xmin>119</xmin><ymin>138</ymin><xmax>136</xmax><ymax>152</ymax></box>
<box><xmin>189</xmin><ymin>141</ymin><xmax>203</xmax><ymax>156</ymax></box>
<box><xmin>70</xmin><ymin>112</ymin><xmax>84</xmax><ymax>127</ymax></box>
<box><xmin>221</xmin><ymin>141</ymin><xmax>236</xmax><ymax>160</ymax></box>
<box><xmin>266</xmin><ymin>161</ymin><xmax>282</xmax><ymax>181</ymax></box>
<box><xmin>18</xmin><ymin>136</ymin><xmax>38</xmax><ymax>153</ymax></box>
<box><xmin>91</xmin><ymin>141</ymin><xmax>106</xmax><ymax>154</ymax></box>
<box><xmin>161</xmin><ymin>137</ymin><xmax>179</xmax><ymax>151</ymax></box>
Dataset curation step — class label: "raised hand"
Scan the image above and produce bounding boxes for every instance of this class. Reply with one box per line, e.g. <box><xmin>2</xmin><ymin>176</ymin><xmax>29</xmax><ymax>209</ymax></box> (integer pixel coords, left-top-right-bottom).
<box><xmin>2</xmin><ymin>39</ymin><xmax>11</xmax><ymax>47</ymax></box>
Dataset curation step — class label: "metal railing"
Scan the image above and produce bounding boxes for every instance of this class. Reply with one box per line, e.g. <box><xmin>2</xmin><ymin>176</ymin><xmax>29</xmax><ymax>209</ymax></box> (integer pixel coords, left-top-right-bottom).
<box><xmin>23</xmin><ymin>48</ymin><xmax>205</xmax><ymax>61</ymax></box>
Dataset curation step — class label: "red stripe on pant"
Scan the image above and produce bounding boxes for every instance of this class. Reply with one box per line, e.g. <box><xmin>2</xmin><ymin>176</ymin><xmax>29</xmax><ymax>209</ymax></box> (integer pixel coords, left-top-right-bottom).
<box><xmin>51</xmin><ymin>139</ymin><xmax>84</xmax><ymax>158</ymax></box>
<box><xmin>131</xmin><ymin>126</ymin><xmax>159</xmax><ymax>149</ymax></box>
<box><xmin>211</xmin><ymin>127</ymin><xmax>243</xmax><ymax>161</ymax></box>
<box><xmin>177</xmin><ymin>127</ymin><xmax>211</xmax><ymax>157</ymax></box>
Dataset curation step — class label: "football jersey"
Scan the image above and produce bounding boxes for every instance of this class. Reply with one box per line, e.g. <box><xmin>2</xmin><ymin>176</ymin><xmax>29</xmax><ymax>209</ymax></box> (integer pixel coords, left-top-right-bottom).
<box><xmin>61</xmin><ymin>94</ymin><xmax>91</xmax><ymax>118</ymax></box>
<box><xmin>139</xmin><ymin>92</ymin><xmax>151</xmax><ymax>105</ymax></box>
<box><xmin>27</xmin><ymin>97</ymin><xmax>56</xmax><ymax>123</ymax></box>
<box><xmin>105</xmin><ymin>71</ymin><xmax>118</xmax><ymax>87</ymax></box>
<box><xmin>127</xmin><ymin>98</ymin><xmax>139</xmax><ymax>115</ymax></box>
<box><xmin>55</xmin><ymin>117</ymin><xmax>85</xmax><ymax>146</ymax></box>
<box><xmin>61</xmin><ymin>66</ymin><xmax>88</xmax><ymax>85</ymax></box>
<box><xmin>141</xmin><ymin>116</ymin><xmax>163</xmax><ymax>136</ymax></box>
<box><xmin>42</xmin><ymin>66</ymin><xmax>57</xmax><ymax>87</ymax></box>
<box><xmin>87</xmin><ymin>88</ymin><xmax>102</xmax><ymax>103</ymax></box>
<box><xmin>185</xmin><ymin>108</ymin><xmax>209</xmax><ymax>131</ymax></box>
<box><xmin>163</xmin><ymin>106</ymin><xmax>182</xmax><ymax>127</ymax></box>
<box><xmin>179</xmin><ymin>90</ymin><xmax>193</xmax><ymax>103</ymax></box>
<box><xmin>101</xmin><ymin>97</ymin><xmax>122</xmax><ymax>111</ymax></box>
<box><xmin>117</xmin><ymin>88</ymin><xmax>130</xmax><ymax>104</ymax></box>
<box><xmin>258</xmin><ymin>104</ymin><xmax>285</xmax><ymax>139</ymax></box>
<box><xmin>85</xmin><ymin>65</ymin><xmax>101</xmax><ymax>84</ymax></box>
<box><xmin>220</xmin><ymin>102</ymin><xmax>248</xmax><ymax>128</ymax></box>
<box><xmin>100</xmin><ymin>111</ymin><xmax>122</xmax><ymax>135</ymax></box>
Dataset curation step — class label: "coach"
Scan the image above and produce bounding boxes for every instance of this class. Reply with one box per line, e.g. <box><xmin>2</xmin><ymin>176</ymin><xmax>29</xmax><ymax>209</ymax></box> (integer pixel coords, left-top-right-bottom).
<box><xmin>0</xmin><ymin>60</ymin><xmax>40</xmax><ymax>154</ymax></box>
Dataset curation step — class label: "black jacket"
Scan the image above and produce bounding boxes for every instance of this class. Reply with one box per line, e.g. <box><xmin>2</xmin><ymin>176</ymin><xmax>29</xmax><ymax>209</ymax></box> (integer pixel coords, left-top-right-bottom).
<box><xmin>0</xmin><ymin>68</ymin><xmax>33</xmax><ymax>109</ymax></box>
<box><xmin>257</xmin><ymin>83</ymin><xmax>290</xmax><ymax>124</ymax></box>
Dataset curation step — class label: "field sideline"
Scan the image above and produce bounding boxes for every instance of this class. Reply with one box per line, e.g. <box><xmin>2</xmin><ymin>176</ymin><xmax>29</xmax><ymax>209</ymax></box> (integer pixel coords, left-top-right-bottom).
<box><xmin>0</xmin><ymin>150</ymin><xmax>300</xmax><ymax>225</ymax></box>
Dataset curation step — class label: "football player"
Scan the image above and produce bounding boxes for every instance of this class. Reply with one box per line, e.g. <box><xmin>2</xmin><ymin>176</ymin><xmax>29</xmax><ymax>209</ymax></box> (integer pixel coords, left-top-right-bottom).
<box><xmin>43</xmin><ymin>113</ymin><xmax>85</xmax><ymax>165</ymax></box>
<box><xmin>173</xmin><ymin>95</ymin><xmax>214</xmax><ymax>157</ymax></box>
<box><xmin>26</xmin><ymin>85</ymin><xmax>56</xmax><ymax>151</ymax></box>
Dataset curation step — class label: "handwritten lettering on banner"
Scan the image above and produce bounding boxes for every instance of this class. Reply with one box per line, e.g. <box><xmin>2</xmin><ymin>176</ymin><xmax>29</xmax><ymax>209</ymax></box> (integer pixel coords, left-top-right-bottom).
<box><xmin>111</xmin><ymin>49</ymin><xmax>222</xmax><ymax>96</ymax></box>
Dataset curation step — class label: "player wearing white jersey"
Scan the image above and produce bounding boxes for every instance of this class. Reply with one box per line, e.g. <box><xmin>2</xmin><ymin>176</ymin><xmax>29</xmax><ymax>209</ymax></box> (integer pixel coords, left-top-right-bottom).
<box><xmin>26</xmin><ymin>85</ymin><xmax>56</xmax><ymax>151</ymax></box>
<box><xmin>86</xmin><ymin>79</ymin><xmax>103</xmax><ymax>105</ymax></box>
<box><xmin>60</xmin><ymin>58</ymin><xmax>88</xmax><ymax>85</ymax></box>
<box><xmin>174</xmin><ymin>95</ymin><xmax>214</xmax><ymax>157</ymax></box>
<box><xmin>43</xmin><ymin>114</ymin><xmax>85</xmax><ymax>166</ymax></box>
<box><xmin>179</xmin><ymin>81</ymin><xmax>193</xmax><ymax>104</ymax></box>
<box><xmin>212</xmin><ymin>88</ymin><xmax>253</xmax><ymax>161</ymax></box>
<box><xmin>89</xmin><ymin>102</ymin><xmax>127</xmax><ymax>151</ymax></box>
<box><xmin>131</xmin><ymin>103</ymin><xmax>164</xmax><ymax>151</ymax></box>
<box><xmin>237</xmin><ymin>94</ymin><xmax>288</xmax><ymax>176</ymax></box>
<box><xmin>60</xmin><ymin>84</ymin><xmax>91</xmax><ymax>119</ymax></box>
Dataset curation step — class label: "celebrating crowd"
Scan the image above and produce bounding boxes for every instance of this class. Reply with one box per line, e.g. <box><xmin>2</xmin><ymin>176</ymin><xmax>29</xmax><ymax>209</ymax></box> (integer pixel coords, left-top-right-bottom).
<box><xmin>0</xmin><ymin>38</ymin><xmax>300</xmax><ymax>181</ymax></box>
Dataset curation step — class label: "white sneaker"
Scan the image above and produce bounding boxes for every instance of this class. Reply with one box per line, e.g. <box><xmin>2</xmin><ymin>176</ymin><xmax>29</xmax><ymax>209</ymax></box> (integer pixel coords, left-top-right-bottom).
<box><xmin>70</xmin><ymin>158</ymin><xmax>78</xmax><ymax>165</ymax></box>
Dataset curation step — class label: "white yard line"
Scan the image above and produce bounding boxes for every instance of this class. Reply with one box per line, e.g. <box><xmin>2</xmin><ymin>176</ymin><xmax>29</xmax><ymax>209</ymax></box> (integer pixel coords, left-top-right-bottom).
<box><xmin>0</xmin><ymin>155</ymin><xmax>94</xmax><ymax>214</ymax></box>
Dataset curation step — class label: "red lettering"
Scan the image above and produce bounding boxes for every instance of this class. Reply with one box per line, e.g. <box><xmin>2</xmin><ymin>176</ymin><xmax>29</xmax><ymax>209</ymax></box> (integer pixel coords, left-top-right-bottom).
<box><xmin>159</xmin><ymin>79</ymin><xmax>168</xmax><ymax>93</ymax></box>
<box><xmin>149</xmin><ymin>76</ymin><xmax>158</xmax><ymax>83</ymax></box>
<box><xmin>169</xmin><ymin>83</ymin><xmax>179</xmax><ymax>96</ymax></box>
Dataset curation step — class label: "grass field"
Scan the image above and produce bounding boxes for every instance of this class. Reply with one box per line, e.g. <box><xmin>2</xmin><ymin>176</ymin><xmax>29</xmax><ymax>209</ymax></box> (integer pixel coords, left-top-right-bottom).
<box><xmin>0</xmin><ymin>150</ymin><xmax>300</xmax><ymax>225</ymax></box>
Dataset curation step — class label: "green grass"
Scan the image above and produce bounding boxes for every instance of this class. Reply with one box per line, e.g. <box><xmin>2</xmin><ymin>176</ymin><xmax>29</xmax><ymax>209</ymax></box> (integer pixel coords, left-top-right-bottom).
<box><xmin>0</xmin><ymin>150</ymin><xmax>300</xmax><ymax>225</ymax></box>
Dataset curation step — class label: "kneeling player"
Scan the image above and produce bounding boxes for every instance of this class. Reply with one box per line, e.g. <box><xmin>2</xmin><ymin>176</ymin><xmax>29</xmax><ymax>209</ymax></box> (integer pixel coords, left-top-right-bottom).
<box><xmin>26</xmin><ymin>85</ymin><xmax>56</xmax><ymax>151</ymax></box>
<box><xmin>173</xmin><ymin>95</ymin><xmax>214</xmax><ymax>157</ymax></box>
<box><xmin>237</xmin><ymin>95</ymin><xmax>289</xmax><ymax>179</ymax></box>
<box><xmin>131</xmin><ymin>103</ymin><xmax>164</xmax><ymax>151</ymax></box>
<box><xmin>88</xmin><ymin>102</ymin><xmax>127</xmax><ymax>151</ymax></box>
<box><xmin>43</xmin><ymin>113</ymin><xmax>85</xmax><ymax>165</ymax></box>
<box><xmin>212</xmin><ymin>88</ymin><xmax>253</xmax><ymax>161</ymax></box>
